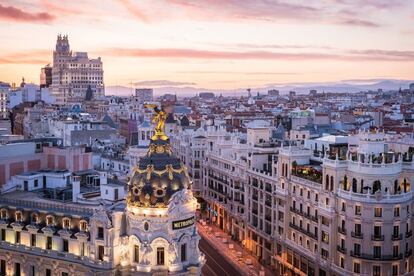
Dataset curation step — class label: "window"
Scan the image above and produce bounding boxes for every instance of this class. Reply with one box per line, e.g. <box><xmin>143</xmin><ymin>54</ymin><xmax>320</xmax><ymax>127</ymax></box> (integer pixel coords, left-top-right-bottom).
<box><xmin>181</xmin><ymin>243</ymin><xmax>187</xmax><ymax>262</ymax></box>
<box><xmin>0</xmin><ymin>209</ymin><xmax>7</xmax><ymax>220</ymax></box>
<box><xmin>30</xmin><ymin>265</ymin><xmax>35</xmax><ymax>276</ymax></box>
<box><xmin>340</xmin><ymin>257</ymin><xmax>344</xmax><ymax>268</ymax></box>
<box><xmin>373</xmin><ymin>246</ymin><xmax>381</xmax><ymax>258</ymax></box>
<box><xmin>0</xmin><ymin>260</ymin><xmax>5</xmax><ymax>276</ymax></box>
<box><xmin>134</xmin><ymin>245</ymin><xmax>139</xmax><ymax>263</ymax></box>
<box><xmin>354</xmin><ymin>263</ymin><xmax>360</xmax><ymax>274</ymax></box>
<box><xmin>34</xmin><ymin>179</ymin><xmax>38</xmax><ymax>188</ymax></box>
<box><xmin>374</xmin><ymin>208</ymin><xmax>382</xmax><ymax>217</ymax></box>
<box><xmin>355</xmin><ymin>205</ymin><xmax>361</xmax><ymax>215</ymax></box>
<box><xmin>322</xmin><ymin>231</ymin><xmax>329</xmax><ymax>244</ymax></box>
<box><xmin>393</xmin><ymin>225</ymin><xmax>400</xmax><ymax>237</ymax></box>
<box><xmin>46</xmin><ymin>216</ymin><xmax>54</xmax><ymax>226</ymax></box>
<box><xmin>373</xmin><ymin>265</ymin><xmax>381</xmax><ymax>276</ymax></box>
<box><xmin>354</xmin><ymin>243</ymin><xmax>361</xmax><ymax>255</ymax></box>
<box><xmin>157</xmin><ymin>247</ymin><xmax>165</xmax><ymax>265</ymax></box>
<box><xmin>63</xmin><ymin>239</ymin><xmax>68</xmax><ymax>252</ymax></box>
<box><xmin>15</xmin><ymin>211</ymin><xmax>22</xmax><ymax>222</ymax></box>
<box><xmin>62</xmin><ymin>218</ymin><xmax>70</xmax><ymax>229</ymax></box>
<box><xmin>46</xmin><ymin>236</ymin><xmax>52</xmax><ymax>250</ymax></box>
<box><xmin>374</xmin><ymin>226</ymin><xmax>382</xmax><ymax>237</ymax></box>
<box><xmin>80</xmin><ymin>242</ymin><xmax>85</xmax><ymax>257</ymax></box>
<box><xmin>341</xmin><ymin>202</ymin><xmax>346</xmax><ymax>212</ymax></box>
<box><xmin>31</xmin><ymin>234</ymin><xmax>36</xmax><ymax>247</ymax></box>
<box><xmin>98</xmin><ymin>245</ymin><xmax>104</xmax><ymax>261</ymax></box>
<box><xmin>15</xmin><ymin>231</ymin><xmax>20</xmax><ymax>244</ymax></box>
<box><xmin>1</xmin><ymin>229</ymin><xmax>5</xmax><ymax>241</ymax></box>
<box><xmin>97</xmin><ymin>227</ymin><xmax>104</xmax><ymax>239</ymax></box>
<box><xmin>394</xmin><ymin>207</ymin><xmax>400</xmax><ymax>217</ymax></box>
<box><xmin>15</xmin><ymin>263</ymin><xmax>21</xmax><ymax>276</ymax></box>
<box><xmin>355</xmin><ymin>224</ymin><xmax>361</xmax><ymax>235</ymax></box>
<box><xmin>32</xmin><ymin>213</ymin><xmax>39</xmax><ymax>224</ymax></box>
<box><xmin>62</xmin><ymin>272</ymin><xmax>68</xmax><ymax>276</ymax></box>
<box><xmin>321</xmin><ymin>248</ymin><xmax>329</xmax><ymax>259</ymax></box>
<box><xmin>393</xmin><ymin>245</ymin><xmax>399</xmax><ymax>257</ymax></box>
<box><xmin>392</xmin><ymin>265</ymin><xmax>398</xmax><ymax>276</ymax></box>
<box><xmin>80</xmin><ymin>220</ymin><xmax>88</xmax><ymax>232</ymax></box>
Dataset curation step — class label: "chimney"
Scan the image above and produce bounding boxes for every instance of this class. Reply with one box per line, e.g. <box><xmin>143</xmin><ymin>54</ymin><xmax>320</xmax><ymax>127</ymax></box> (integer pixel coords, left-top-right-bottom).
<box><xmin>72</xmin><ymin>176</ymin><xmax>81</xmax><ymax>203</ymax></box>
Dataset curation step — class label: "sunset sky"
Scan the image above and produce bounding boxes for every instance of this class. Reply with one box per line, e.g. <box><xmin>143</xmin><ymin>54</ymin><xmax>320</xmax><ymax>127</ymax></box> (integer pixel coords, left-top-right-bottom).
<box><xmin>0</xmin><ymin>0</ymin><xmax>413</xmax><ymax>91</ymax></box>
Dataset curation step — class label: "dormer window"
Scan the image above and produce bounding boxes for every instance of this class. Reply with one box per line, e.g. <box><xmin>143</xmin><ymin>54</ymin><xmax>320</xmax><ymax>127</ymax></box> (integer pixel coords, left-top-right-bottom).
<box><xmin>0</xmin><ymin>209</ymin><xmax>8</xmax><ymax>220</ymax></box>
<box><xmin>62</xmin><ymin>218</ymin><xmax>71</xmax><ymax>229</ymax></box>
<box><xmin>15</xmin><ymin>211</ymin><xmax>23</xmax><ymax>222</ymax></box>
<box><xmin>31</xmin><ymin>213</ymin><xmax>39</xmax><ymax>224</ymax></box>
<box><xmin>79</xmin><ymin>220</ymin><xmax>88</xmax><ymax>232</ymax></box>
<box><xmin>46</xmin><ymin>215</ymin><xmax>54</xmax><ymax>226</ymax></box>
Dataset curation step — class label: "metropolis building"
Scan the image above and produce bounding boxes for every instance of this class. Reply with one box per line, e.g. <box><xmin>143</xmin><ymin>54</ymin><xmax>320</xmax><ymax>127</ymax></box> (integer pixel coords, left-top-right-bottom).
<box><xmin>0</xmin><ymin>109</ymin><xmax>204</xmax><ymax>275</ymax></box>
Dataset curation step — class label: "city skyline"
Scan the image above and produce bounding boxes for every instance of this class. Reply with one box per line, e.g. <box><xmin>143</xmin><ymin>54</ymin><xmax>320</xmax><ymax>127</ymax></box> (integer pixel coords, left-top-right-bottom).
<box><xmin>0</xmin><ymin>0</ymin><xmax>414</xmax><ymax>92</ymax></box>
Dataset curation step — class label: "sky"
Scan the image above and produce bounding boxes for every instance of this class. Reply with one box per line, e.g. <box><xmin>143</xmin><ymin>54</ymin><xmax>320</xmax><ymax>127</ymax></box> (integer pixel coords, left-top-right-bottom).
<box><xmin>0</xmin><ymin>0</ymin><xmax>413</xmax><ymax>91</ymax></box>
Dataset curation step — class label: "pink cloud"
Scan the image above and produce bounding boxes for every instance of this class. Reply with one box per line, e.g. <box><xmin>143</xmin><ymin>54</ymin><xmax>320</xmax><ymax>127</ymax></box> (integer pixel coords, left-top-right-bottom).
<box><xmin>117</xmin><ymin>0</ymin><xmax>148</xmax><ymax>22</ymax></box>
<box><xmin>0</xmin><ymin>4</ymin><xmax>55</xmax><ymax>23</ymax></box>
<box><xmin>0</xmin><ymin>49</ymin><xmax>50</xmax><ymax>64</ymax></box>
<box><xmin>99</xmin><ymin>47</ymin><xmax>414</xmax><ymax>62</ymax></box>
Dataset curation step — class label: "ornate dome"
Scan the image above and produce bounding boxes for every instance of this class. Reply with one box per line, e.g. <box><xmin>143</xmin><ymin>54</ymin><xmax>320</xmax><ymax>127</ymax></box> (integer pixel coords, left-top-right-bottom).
<box><xmin>127</xmin><ymin>136</ymin><xmax>191</xmax><ymax>208</ymax></box>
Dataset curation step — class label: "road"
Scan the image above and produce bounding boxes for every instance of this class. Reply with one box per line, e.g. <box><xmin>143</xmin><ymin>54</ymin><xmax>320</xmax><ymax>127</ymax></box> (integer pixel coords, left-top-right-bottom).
<box><xmin>199</xmin><ymin>238</ymin><xmax>242</xmax><ymax>276</ymax></box>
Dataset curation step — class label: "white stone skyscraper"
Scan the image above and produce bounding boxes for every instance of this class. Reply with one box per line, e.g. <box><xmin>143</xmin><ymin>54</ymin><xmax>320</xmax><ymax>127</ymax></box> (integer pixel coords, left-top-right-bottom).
<box><xmin>50</xmin><ymin>35</ymin><xmax>104</xmax><ymax>105</ymax></box>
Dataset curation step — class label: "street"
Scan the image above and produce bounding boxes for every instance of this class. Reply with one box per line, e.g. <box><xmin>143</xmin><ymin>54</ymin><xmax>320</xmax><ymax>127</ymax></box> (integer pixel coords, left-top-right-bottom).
<box><xmin>199</xmin><ymin>238</ymin><xmax>242</xmax><ymax>276</ymax></box>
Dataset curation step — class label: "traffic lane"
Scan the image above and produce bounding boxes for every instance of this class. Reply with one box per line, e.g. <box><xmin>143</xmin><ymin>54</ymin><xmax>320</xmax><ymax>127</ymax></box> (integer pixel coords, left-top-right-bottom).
<box><xmin>199</xmin><ymin>238</ymin><xmax>242</xmax><ymax>276</ymax></box>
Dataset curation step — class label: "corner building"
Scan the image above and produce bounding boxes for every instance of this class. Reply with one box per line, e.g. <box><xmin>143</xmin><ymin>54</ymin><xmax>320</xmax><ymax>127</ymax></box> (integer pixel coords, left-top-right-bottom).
<box><xmin>0</xmin><ymin>129</ymin><xmax>204</xmax><ymax>275</ymax></box>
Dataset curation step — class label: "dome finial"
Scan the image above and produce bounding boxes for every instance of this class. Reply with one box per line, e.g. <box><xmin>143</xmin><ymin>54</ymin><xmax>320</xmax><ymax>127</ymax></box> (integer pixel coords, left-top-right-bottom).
<box><xmin>144</xmin><ymin>103</ymin><xmax>169</xmax><ymax>141</ymax></box>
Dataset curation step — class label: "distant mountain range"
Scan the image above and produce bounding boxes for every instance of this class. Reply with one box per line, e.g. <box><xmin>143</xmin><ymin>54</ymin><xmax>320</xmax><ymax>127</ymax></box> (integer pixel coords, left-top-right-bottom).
<box><xmin>106</xmin><ymin>79</ymin><xmax>413</xmax><ymax>97</ymax></box>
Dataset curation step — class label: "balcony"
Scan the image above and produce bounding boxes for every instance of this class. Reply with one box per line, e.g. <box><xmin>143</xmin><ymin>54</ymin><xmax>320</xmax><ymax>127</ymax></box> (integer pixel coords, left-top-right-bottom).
<box><xmin>289</xmin><ymin>223</ymin><xmax>318</xmax><ymax>240</ymax></box>
<box><xmin>406</xmin><ymin>230</ymin><xmax>412</xmax><ymax>238</ymax></box>
<box><xmin>290</xmin><ymin>207</ymin><xmax>318</xmax><ymax>223</ymax></box>
<box><xmin>391</xmin><ymin>234</ymin><xmax>403</xmax><ymax>241</ymax></box>
<box><xmin>351</xmin><ymin>232</ymin><xmax>363</xmax><ymax>239</ymax></box>
<box><xmin>371</xmin><ymin>234</ymin><xmax>385</xmax><ymax>241</ymax></box>
<box><xmin>338</xmin><ymin>227</ymin><xmax>347</xmax><ymax>235</ymax></box>
<box><xmin>350</xmin><ymin>251</ymin><xmax>403</xmax><ymax>261</ymax></box>
<box><xmin>337</xmin><ymin>245</ymin><xmax>347</xmax><ymax>254</ymax></box>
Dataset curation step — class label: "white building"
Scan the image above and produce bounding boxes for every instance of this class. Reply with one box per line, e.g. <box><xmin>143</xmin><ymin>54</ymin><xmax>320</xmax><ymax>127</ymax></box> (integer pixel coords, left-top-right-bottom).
<box><xmin>50</xmin><ymin>35</ymin><xmax>104</xmax><ymax>105</ymax></box>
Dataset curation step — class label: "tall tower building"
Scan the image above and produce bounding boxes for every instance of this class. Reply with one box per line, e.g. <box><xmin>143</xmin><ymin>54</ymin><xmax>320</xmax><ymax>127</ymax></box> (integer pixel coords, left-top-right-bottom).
<box><xmin>50</xmin><ymin>35</ymin><xmax>104</xmax><ymax>105</ymax></box>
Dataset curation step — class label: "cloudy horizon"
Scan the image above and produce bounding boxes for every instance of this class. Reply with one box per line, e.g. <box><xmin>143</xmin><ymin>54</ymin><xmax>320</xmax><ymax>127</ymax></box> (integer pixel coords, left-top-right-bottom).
<box><xmin>1</xmin><ymin>0</ymin><xmax>413</xmax><ymax>91</ymax></box>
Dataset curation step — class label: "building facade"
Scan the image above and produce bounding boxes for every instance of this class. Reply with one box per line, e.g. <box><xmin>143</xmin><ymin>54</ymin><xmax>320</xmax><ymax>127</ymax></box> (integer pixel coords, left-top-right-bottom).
<box><xmin>50</xmin><ymin>35</ymin><xmax>104</xmax><ymax>105</ymax></box>
<box><xmin>171</xmin><ymin>121</ymin><xmax>414</xmax><ymax>276</ymax></box>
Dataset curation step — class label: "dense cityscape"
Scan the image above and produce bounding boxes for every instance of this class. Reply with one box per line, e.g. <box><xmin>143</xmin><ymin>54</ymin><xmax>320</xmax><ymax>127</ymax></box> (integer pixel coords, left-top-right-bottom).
<box><xmin>1</xmin><ymin>1</ymin><xmax>414</xmax><ymax>276</ymax></box>
<box><xmin>0</xmin><ymin>34</ymin><xmax>413</xmax><ymax>276</ymax></box>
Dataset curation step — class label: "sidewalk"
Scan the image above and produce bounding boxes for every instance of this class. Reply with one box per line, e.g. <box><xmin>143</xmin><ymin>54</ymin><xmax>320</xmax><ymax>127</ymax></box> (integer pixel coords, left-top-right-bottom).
<box><xmin>198</xmin><ymin>220</ymin><xmax>275</xmax><ymax>276</ymax></box>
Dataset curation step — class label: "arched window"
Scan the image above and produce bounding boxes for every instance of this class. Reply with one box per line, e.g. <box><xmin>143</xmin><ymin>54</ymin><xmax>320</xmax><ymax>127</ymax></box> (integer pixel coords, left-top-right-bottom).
<box><xmin>373</xmin><ymin>180</ymin><xmax>382</xmax><ymax>194</ymax></box>
<box><xmin>31</xmin><ymin>213</ymin><xmax>39</xmax><ymax>224</ymax></box>
<box><xmin>0</xmin><ymin>209</ymin><xmax>8</xmax><ymax>220</ymax></box>
<box><xmin>352</xmin><ymin>178</ymin><xmax>358</xmax><ymax>193</ymax></box>
<box><xmin>394</xmin><ymin>180</ymin><xmax>400</xmax><ymax>194</ymax></box>
<box><xmin>62</xmin><ymin>217</ymin><xmax>71</xmax><ymax>229</ymax></box>
<box><xmin>79</xmin><ymin>220</ymin><xmax>88</xmax><ymax>232</ymax></box>
<box><xmin>403</xmin><ymin>178</ymin><xmax>410</xmax><ymax>193</ymax></box>
<box><xmin>15</xmin><ymin>211</ymin><xmax>23</xmax><ymax>222</ymax></box>
<box><xmin>46</xmin><ymin>215</ymin><xmax>54</xmax><ymax>226</ymax></box>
